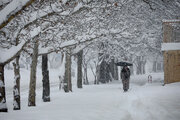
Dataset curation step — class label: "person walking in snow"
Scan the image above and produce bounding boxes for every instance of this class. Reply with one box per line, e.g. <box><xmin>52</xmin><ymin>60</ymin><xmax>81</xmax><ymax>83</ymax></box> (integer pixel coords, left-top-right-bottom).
<box><xmin>121</xmin><ymin>66</ymin><xmax>130</xmax><ymax>92</ymax></box>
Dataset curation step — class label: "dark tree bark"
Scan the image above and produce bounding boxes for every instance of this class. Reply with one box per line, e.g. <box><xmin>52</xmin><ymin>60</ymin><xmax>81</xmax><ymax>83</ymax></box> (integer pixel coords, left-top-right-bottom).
<box><xmin>0</xmin><ymin>65</ymin><xmax>8</xmax><ymax>112</ymax></box>
<box><xmin>83</xmin><ymin>65</ymin><xmax>89</xmax><ymax>85</ymax></box>
<box><xmin>82</xmin><ymin>55</ymin><xmax>89</xmax><ymax>85</ymax></box>
<box><xmin>109</xmin><ymin>59</ymin><xmax>115</xmax><ymax>81</ymax></box>
<box><xmin>63</xmin><ymin>51</ymin><xmax>72</xmax><ymax>92</ymax></box>
<box><xmin>28</xmin><ymin>40</ymin><xmax>39</xmax><ymax>106</ymax></box>
<box><xmin>142</xmin><ymin>61</ymin><xmax>146</xmax><ymax>74</ymax></box>
<box><xmin>153</xmin><ymin>61</ymin><xmax>157</xmax><ymax>72</ymax></box>
<box><xmin>13</xmin><ymin>37</ymin><xmax>21</xmax><ymax>110</ymax></box>
<box><xmin>13</xmin><ymin>56</ymin><xmax>21</xmax><ymax>110</ymax></box>
<box><xmin>42</xmin><ymin>54</ymin><xmax>50</xmax><ymax>102</ymax></box>
<box><xmin>114</xmin><ymin>64</ymin><xmax>119</xmax><ymax>80</ymax></box>
<box><xmin>94</xmin><ymin>66</ymin><xmax>98</xmax><ymax>84</ymax></box>
<box><xmin>105</xmin><ymin>63</ymin><xmax>110</xmax><ymax>83</ymax></box>
<box><xmin>136</xmin><ymin>56</ymin><xmax>141</xmax><ymax>75</ymax></box>
<box><xmin>77</xmin><ymin>50</ymin><xmax>83</xmax><ymax>88</ymax></box>
<box><xmin>99</xmin><ymin>60</ymin><xmax>110</xmax><ymax>83</ymax></box>
<box><xmin>98</xmin><ymin>60</ymin><xmax>106</xmax><ymax>83</ymax></box>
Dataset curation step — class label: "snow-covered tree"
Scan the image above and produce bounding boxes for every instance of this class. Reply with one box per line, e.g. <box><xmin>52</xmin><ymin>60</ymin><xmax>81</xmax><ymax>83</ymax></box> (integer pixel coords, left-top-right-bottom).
<box><xmin>0</xmin><ymin>0</ymin><xmax>179</xmax><ymax>112</ymax></box>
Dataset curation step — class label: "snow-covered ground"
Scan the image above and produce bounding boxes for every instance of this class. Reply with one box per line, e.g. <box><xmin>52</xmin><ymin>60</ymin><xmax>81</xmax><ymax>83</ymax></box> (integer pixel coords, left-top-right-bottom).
<box><xmin>1</xmin><ymin>69</ymin><xmax>180</xmax><ymax>120</ymax></box>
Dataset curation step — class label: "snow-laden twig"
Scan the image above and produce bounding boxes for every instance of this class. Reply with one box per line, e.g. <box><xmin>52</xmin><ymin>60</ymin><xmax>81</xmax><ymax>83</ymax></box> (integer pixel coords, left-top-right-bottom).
<box><xmin>38</xmin><ymin>34</ymin><xmax>103</xmax><ymax>56</ymax></box>
<box><xmin>0</xmin><ymin>40</ymin><xmax>28</xmax><ymax>65</ymax></box>
<box><xmin>0</xmin><ymin>0</ymin><xmax>34</xmax><ymax>29</ymax></box>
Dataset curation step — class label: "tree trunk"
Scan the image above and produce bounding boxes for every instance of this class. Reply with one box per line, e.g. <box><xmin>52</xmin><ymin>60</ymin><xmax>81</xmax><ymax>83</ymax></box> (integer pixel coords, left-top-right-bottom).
<box><xmin>105</xmin><ymin>63</ymin><xmax>110</xmax><ymax>83</ymax></box>
<box><xmin>42</xmin><ymin>54</ymin><xmax>50</xmax><ymax>102</ymax></box>
<box><xmin>98</xmin><ymin>60</ymin><xmax>106</xmax><ymax>83</ymax></box>
<box><xmin>99</xmin><ymin>60</ymin><xmax>110</xmax><ymax>83</ymax></box>
<box><xmin>13</xmin><ymin>56</ymin><xmax>21</xmax><ymax>110</ymax></box>
<box><xmin>0</xmin><ymin>65</ymin><xmax>8</xmax><ymax>112</ymax></box>
<box><xmin>77</xmin><ymin>50</ymin><xmax>83</xmax><ymax>88</ymax></box>
<box><xmin>109</xmin><ymin>59</ymin><xmax>115</xmax><ymax>80</ymax></box>
<box><xmin>114</xmin><ymin>64</ymin><xmax>119</xmax><ymax>80</ymax></box>
<box><xmin>142</xmin><ymin>61</ymin><xmax>146</xmax><ymax>74</ymax></box>
<box><xmin>83</xmin><ymin>66</ymin><xmax>89</xmax><ymax>85</ymax></box>
<box><xmin>136</xmin><ymin>56</ymin><xmax>141</xmax><ymax>75</ymax></box>
<box><xmin>95</xmin><ymin>65</ymin><xmax>100</xmax><ymax>84</ymax></box>
<box><xmin>63</xmin><ymin>50</ymin><xmax>72</xmax><ymax>92</ymax></box>
<box><xmin>28</xmin><ymin>40</ymin><xmax>39</xmax><ymax>106</ymax></box>
<box><xmin>153</xmin><ymin>61</ymin><xmax>157</xmax><ymax>72</ymax></box>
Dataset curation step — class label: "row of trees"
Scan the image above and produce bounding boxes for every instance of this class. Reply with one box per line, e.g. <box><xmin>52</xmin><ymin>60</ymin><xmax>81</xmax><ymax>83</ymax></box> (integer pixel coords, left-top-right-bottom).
<box><xmin>0</xmin><ymin>0</ymin><xmax>179</xmax><ymax>112</ymax></box>
<box><xmin>0</xmin><ymin>0</ymin><xmax>96</xmax><ymax>112</ymax></box>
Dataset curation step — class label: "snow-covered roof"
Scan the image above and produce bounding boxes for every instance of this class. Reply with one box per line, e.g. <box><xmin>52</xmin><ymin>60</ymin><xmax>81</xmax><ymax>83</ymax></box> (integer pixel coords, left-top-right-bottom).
<box><xmin>162</xmin><ymin>19</ymin><xmax>180</xmax><ymax>23</ymax></box>
<box><xmin>161</xmin><ymin>43</ymin><xmax>180</xmax><ymax>51</ymax></box>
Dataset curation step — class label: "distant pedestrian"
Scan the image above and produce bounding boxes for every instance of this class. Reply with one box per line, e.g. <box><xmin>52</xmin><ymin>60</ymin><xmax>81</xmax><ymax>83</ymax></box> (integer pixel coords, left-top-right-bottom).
<box><xmin>121</xmin><ymin>66</ymin><xmax>130</xmax><ymax>92</ymax></box>
<box><xmin>148</xmin><ymin>75</ymin><xmax>152</xmax><ymax>83</ymax></box>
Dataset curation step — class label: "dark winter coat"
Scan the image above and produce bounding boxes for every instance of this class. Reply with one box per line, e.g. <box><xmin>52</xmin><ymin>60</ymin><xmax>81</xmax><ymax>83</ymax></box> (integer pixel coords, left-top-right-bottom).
<box><xmin>121</xmin><ymin>66</ymin><xmax>130</xmax><ymax>91</ymax></box>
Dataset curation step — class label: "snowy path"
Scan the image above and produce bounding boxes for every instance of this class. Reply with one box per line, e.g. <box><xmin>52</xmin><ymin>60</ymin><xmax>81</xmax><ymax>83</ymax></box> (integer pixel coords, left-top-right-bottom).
<box><xmin>1</xmin><ymin>81</ymin><xmax>180</xmax><ymax>120</ymax></box>
<box><xmin>1</xmin><ymin>70</ymin><xmax>180</xmax><ymax>120</ymax></box>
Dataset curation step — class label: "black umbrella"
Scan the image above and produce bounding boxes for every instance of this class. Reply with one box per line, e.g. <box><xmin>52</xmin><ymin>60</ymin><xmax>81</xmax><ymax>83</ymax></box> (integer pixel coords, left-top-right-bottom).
<box><xmin>115</xmin><ymin>61</ymin><xmax>133</xmax><ymax>66</ymax></box>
